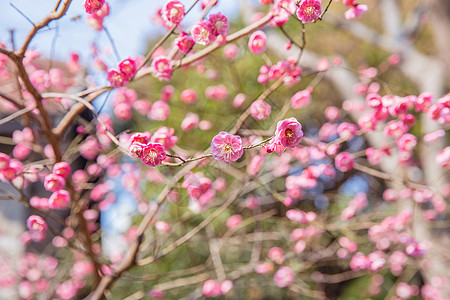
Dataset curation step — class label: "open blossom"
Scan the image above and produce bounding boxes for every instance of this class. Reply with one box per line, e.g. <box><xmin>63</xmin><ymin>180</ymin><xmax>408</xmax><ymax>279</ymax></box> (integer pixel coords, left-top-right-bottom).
<box><xmin>83</xmin><ymin>0</ymin><xmax>105</xmax><ymax>14</ymax></box>
<box><xmin>205</xmin><ymin>85</ymin><xmax>229</xmax><ymax>101</ymax></box>
<box><xmin>107</xmin><ymin>69</ymin><xmax>128</xmax><ymax>88</ymax></box>
<box><xmin>248</xmin><ymin>31</ymin><xmax>267</xmax><ymax>55</ymax></box>
<box><xmin>174</xmin><ymin>32</ymin><xmax>194</xmax><ymax>53</ymax></box>
<box><xmin>148</xmin><ymin>100</ymin><xmax>170</xmax><ymax>121</ymax></box>
<box><xmin>118</xmin><ymin>58</ymin><xmax>137</xmax><ymax>81</ymax></box>
<box><xmin>273</xmin><ymin>266</ymin><xmax>295</xmax><ymax>288</ymax></box>
<box><xmin>191</xmin><ymin>20</ymin><xmax>215</xmax><ymax>46</ymax></box>
<box><xmin>151</xmin><ymin>56</ymin><xmax>173</xmax><ymax>80</ymax></box>
<box><xmin>180</xmin><ymin>89</ymin><xmax>197</xmax><ymax>104</ymax></box>
<box><xmin>337</xmin><ymin>122</ymin><xmax>358</xmax><ymax>140</ymax></box>
<box><xmin>291</xmin><ymin>90</ymin><xmax>311</xmax><ymax>109</ymax></box>
<box><xmin>26</xmin><ymin>215</ymin><xmax>47</xmax><ymax>232</ymax></box>
<box><xmin>211</xmin><ymin>132</ymin><xmax>244</xmax><ymax>163</ymax></box>
<box><xmin>397</xmin><ymin>133</ymin><xmax>417</xmax><ymax>152</ymax></box>
<box><xmin>181</xmin><ymin>113</ymin><xmax>200</xmax><ymax>131</ymax></box>
<box><xmin>151</xmin><ymin>127</ymin><xmax>177</xmax><ymax>150</ymax></box>
<box><xmin>275</xmin><ymin>117</ymin><xmax>303</xmax><ymax>148</ymax></box>
<box><xmin>250</xmin><ymin>100</ymin><xmax>271</xmax><ymax>120</ymax></box>
<box><xmin>296</xmin><ymin>0</ymin><xmax>322</xmax><ymax>23</ymax></box>
<box><xmin>138</xmin><ymin>143</ymin><xmax>166</xmax><ymax>166</ymax></box>
<box><xmin>208</xmin><ymin>12</ymin><xmax>229</xmax><ymax>36</ymax></box>
<box><xmin>161</xmin><ymin>1</ymin><xmax>185</xmax><ymax>26</ymax></box>
<box><xmin>344</xmin><ymin>4</ymin><xmax>368</xmax><ymax>20</ymax></box>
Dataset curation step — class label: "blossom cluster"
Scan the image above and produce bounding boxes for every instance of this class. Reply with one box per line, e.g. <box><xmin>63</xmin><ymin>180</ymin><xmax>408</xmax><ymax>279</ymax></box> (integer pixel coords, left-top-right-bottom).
<box><xmin>107</xmin><ymin>57</ymin><xmax>138</xmax><ymax>87</ymax></box>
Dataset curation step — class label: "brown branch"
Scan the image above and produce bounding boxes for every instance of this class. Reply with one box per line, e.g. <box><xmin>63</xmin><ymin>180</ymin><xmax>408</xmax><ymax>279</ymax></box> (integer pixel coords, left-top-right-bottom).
<box><xmin>53</xmin><ymin>87</ymin><xmax>110</xmax><ymax>137</ymax></box>
<box><xmin>17</xmin><ymin>0</ymin><xmax>73</xmax><ymax>57</ymax></box>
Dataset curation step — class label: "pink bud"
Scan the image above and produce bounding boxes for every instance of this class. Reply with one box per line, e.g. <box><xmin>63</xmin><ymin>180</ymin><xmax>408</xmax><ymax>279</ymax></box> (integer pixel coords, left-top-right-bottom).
<box><xmin>26</xmin><ymin>215</ymin><xmax>47</xmax><ymax>232</ymax></box>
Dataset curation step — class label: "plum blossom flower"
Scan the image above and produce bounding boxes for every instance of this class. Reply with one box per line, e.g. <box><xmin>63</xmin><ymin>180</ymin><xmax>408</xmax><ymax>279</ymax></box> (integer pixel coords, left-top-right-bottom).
<box><xmin>181</xmin><ymin>113</ymin><xmax>200</xmax><ymax>131</ymax></box>
<box><xmin>180</xmin><ymin>89</ymin><xmax>197</xmax><ymax>104</ymax></box>
<box><xmin>148</xmin><ymin>100</ymin><xmax>170</xmax><ymax>121</ymax></box>
<box><xmin>174</xmin><ymin>32</ymin><xmax>194</xmax><ymax>53</ymax></box>
<box><xmin>118</xmin><ymin>58</ymin><xmax>137</xmax><ymax>81</ymax></box>
<box><xmin>211</xmin><ymin>132</ymin><xmax>244</xmax><ymax>163</ymax></box>
<box><xmin>48</xmin><ymin>190</ymin><xmax>70</xmax><ymax>209</ymax></box>
<box><xmin>250</xmin><ymin>100</ymin><xmax>271</xmax><ymax>120</ymax></box>
<box><xmin>274</xmin><ymin>117</ymin><xmax>303</xmax><ymax>148</ymax></box>
<box><xmin>139</xmin><ymin>143</ymin><xmax>166</xmax><ymax>167</ymax></box>
<box><xmin>344</xmin><ymin>4</ymin><xmax>368</xmax><ymax>20</ymax></box>
<box><xmin>161</xmin><ymin>1</ymin><xmax>185</xmax><ymax>26</ymax></box>
<box><xmin>335</xmin><ymin>152</ymin><xmax>354</xmax><ymax>172</ymax></box>
<box><xmin>296</xmin><ymin>0</ymin><xmax>322</xmax><ymax>23</ymax></box>
<box><xmin>290</xmin><ymin>90</ymin><xmax>311</xmax><ymax>109</ymax></box>
<box><xmin>44</xmin><ymin>174</ymin><xmax>65</xmax><ymax>192</ymax></box>
<box><xmin>273</xmin><ymin>266</ymin><xmax>295</xmax><ymax>288</ymax></box>
<box><xmin>53</xmin><ymin>162</ymin><xmax>72</xmax><ymax>178</ymax></box>
<box><xmin>107</xmin><ymin>69</ymin><xmax>128</xmax><ymax>88</ymax></box>
<box><xmin>208</xmin><ymin>12</ymin><xmax>229</xmax><ymax>36</ymax></box>
<box><xmin>26</xmin><ymin>215</ymin><xmax>47</xmax><ymax>232</ymax></box>
<box><xmin>202</xmin><ymin>280</ymin><xmax>222</xmax><ymax>298</ymax></box>
<box><xmin>226</xmin><ymin>215</ymin><xmax>242</xmax><ymax>229</ymax></box>
<box><xmin>191</xmin><ymin>20</ymin><xmax>215</xmax><ymax>46</ymax></box>
<box><xmin>151</xmin><ymin>127</ymin><xmax>178</xmax><ymax>150</ymax></box>
<box><xmin>83</xmin><ymin>0</ymin><xmax>105</xmax><ymax>14</ymax></box>
<box><xmin>151</xmin><ymin>56</ymin><xmax>173</xmax><ymax>80</ymax></box>
<box><xmin>248</xmin><ymin>31</ymin><xmax>267</xmax><ymax>55</ymax></box>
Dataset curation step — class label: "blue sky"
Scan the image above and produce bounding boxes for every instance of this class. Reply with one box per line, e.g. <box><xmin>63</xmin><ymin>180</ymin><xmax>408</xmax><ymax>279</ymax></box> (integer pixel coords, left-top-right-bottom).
<box><xmin>0</xmin><ymin>0</ymin><xmax>243</xmax><ymax>62</ymax></box>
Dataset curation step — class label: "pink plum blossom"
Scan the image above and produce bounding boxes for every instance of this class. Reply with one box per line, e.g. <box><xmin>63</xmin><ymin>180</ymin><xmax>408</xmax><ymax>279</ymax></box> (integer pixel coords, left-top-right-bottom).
<box><xmin>296</xmin><ymin>0</ymin><xmax>322</xmax><ymax>23</ymax></box>
<box><xmin>181</xmin><ymin>113</ymin><xmax>200</xmax><ymax>131</ymax></box>
<box><xmin>248</xmin><ymin>31</ymin><xmax>267</xmax><ymax>55</ymax></box>
<box><xmin>247</xmin><ymin>155</ymin><xmax>264</xmax><ymax>176</ymax></box>
<box><xmin>83</xmin><ymin>0</ymin><xmax>105</xmax><ymax>14</ymax></box>
<box><xmin>335</xmin><ymin>152</ymin><xmax>354</xmax><ymax>172</ymax></box>
<box><xmin>435</xmin><ymin>147</ymin><xmax>450</xmax><ymax>168</ymax></box>
<box><xmin>151</xmin><ymin>56</ymin><xmax>173</xmax><ymax>80</ymax></box>
<box><xmin>26</xmin><ymin>215</ymin><xmax>47</xmax><ymax>232</ymax></box>
<box><xmin>273</xmin><ymin>266</ymin><xmax>295</xmax><ymax>288</ymax></box>
<box><xmin>151</xmin><ymin>127</ymin><xmax>178</xmax><ymax>150</ymax></box>
<box><xmin>211</xmin><ymin>132</ymin><xmax>244</xmax><ymax>163</ymax></box>
<box><xmin>205</xmin><ymin>85</ymin><xmax>229</xmax><ymax>101</ymax></box>
<box><xmin>344</xmin><ymin>4</ymin><xmax>368</xmax><ymax>20</ymax></box>
<box><xmin>148</xmin><ymin>100</ymin><xmax>170</xmax><ymax>121</ymax></box>
<box><xmin>226</xmin><ymin>214</ymin><xmax>242</xmax><ymax>229</ymax></box>
<box><xmin>223</xmin><ymin>44</ymin><xmax>239</xmax><ymax>59</ymax></box>
<box><xmin>161</xmin><ymin>1</ymin><xmax>185</xmax><ymax>26</ymax></box>
<box><xmin>53</xmin><ymin>162</ymin><xmax>72</xmax><ymax>178</ymax></box>
<box><xmin>268</xmin><ymin>247</ymin><xmax>285</xmax><ymax>264</ymax></box>
<box><xmin>274</xmin><ymin>117</ymin><xmax>303</xmax><ymax>148</ymax></box>
<box><xmin>208</xmin><ymin>12</ymin><xmax>229</xmax><ymax>36</ymax></box>
<box><xmin>291</xmin><ymin>90</ymin><xmax>311</xmax><ymax>109</ymax></box>
<box><xmin>107</xmin><ymin>69</ymin><xmax>127</xmax><ymax>88</ymax></box>
<box><xmin>48</xmin><ymin>190</ymin><xmax>70</xmax><ymax>209</ymax></box>
<box><xmin>118</xmin><ymin>58</ymin><xmax>137</xmax><ymax>81</ymax></box>
<box><xmin>202</xmin><ymin>280</ymin><xmax>222</xmax><ymax>298</ymax></box>
<box><xmin>138</xmin><ymin>143</ymin><xmax>166</xmax><ymax>167</ymax></box>
<box><xmin>44</xmin><ymin>174</ymin><xmax>65</xmax><ymax>192</ymax></box>
<box><xmin>175</xmin><ymin>32</ymin><xmax>194</xmax><ymax>53</ymax></box>
<box><xmin>250</xmin><ymin>100</ymin><xmax>271</xmax><ymax>120</ymax></box>
<box><xmin>191</xmin><ymin>20</ymin><xmax>215</xmax><ymax>46</ymax></box>
<box><xmin>180</xmin><ymin>89</ymin><xmax>197</xmax><ymax>104</ymax></box>
<box><xmin>337</xmin><ymin>122</ymin><xmax>358</xmax><ymax>140</ymax></box>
